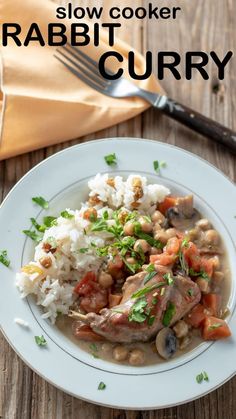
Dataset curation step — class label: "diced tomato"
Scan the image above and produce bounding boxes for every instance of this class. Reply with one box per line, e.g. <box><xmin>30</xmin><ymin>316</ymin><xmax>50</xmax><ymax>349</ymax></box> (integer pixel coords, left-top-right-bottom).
<box><xmin>183</xmin><ymin>242</ymin><xmax>201</xmax><ymax>272</ymax></box>
<box><xmin>202</xmin><ymin>294</ymin><xmax>221</xmax><ymax>317</ymax></box>
<box><xmin>150</xmin><ymin>253</ymin><xmax>176</xmax><ymax>266</ymax></box>
<box><xmin>165</xmin><ymin>237</ymin><xmax>180</xmax><ymax>255</ymax></box>
<box><xmin>72</xmin><ymin>323</ymin><xmax>103</xmax><ymax>342</ymax></box>
<box><xmin>200</xmin><ymin>258</ymin><xmax>214</xmax><ymax>278</ymax></box>
<box><xmin>202</xmin><ymin>316</ymin><xmax>231</xmax><ymax>340</ymax></box>
<box><xmin>185</xmin><ymin>304</ymin><xmax>207</xmax><ymax>328</ymax></box>
<box><xmin>158</xmin><ymin>196</ymin><xmax>179</xmax><ymax>215</ymax></box>
<box><xmin>74</xmin><ymin>271</ymin><xmax>97</xmax><ymax>295</ymax></box>
<box><xmin>109</xmin><ymin>293</ymin><xmax>122</xmax><ymax>308</ymax></box>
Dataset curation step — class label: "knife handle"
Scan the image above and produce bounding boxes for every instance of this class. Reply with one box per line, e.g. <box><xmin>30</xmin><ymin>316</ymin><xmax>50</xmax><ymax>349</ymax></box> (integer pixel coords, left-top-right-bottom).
<box><xmin>155</xmin><ymin>97</ymin><xmax>236</xmax><ymax>153</ymax></box>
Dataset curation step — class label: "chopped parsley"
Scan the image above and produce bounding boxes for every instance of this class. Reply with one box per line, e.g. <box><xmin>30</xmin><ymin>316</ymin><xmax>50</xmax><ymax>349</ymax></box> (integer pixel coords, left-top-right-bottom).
<box><xmin>153</xmin><ymin>160</ymin><xmax>167</xmax><ymax>173</ymax></box>
<box><xmin>162</xmin><ymin>301</ymin><xmax>175</xmax><ymax>327</ymax></box>
<box><xmin>188</xmin><ymin>288</ymin><xmax>194</xmax><ymax>297</ymax></box>
<box><xmin>189</xmin><ymin>268</ymin><xmax>210</xmax><ymax>281</ymax></box>
<box><xmin>163</xmin><ymin>272</ymin><xmax>174</xmax><ymax>286</ymax></box>
<box><xmin>134</xmin><ymin>223</ymin><xmax>164</xmax><ymax>249</ymax></box>
<box><xmin>35</xmin><ymin>335</ymin><xmax>47</xmax><ymax>347</ymax></box>
<box><xmin>178</xmin><ymin>238</ymin><xmax>189</xmax><ymax>275</ymax></box>
<box><xmin>208</xmin><ymin>323</ymin><xmax>222</xmax><ymax>330</ymax></box>
<box><xmin>148</xmin><ymin>315</ymin><xmax>155</xmax><ymax>326</ymax></box>
<box><xmin>98</xmin><ymin>382</ymin><xmax>106</xmax><ymax>390</ymax></box>
<box><xmin>23</xmin><ymin>230</ymin><xmax>42</xmax><ymax>243</ymax></box>
<box><xmin>143</xmin><ymin>271</ymin><xmax>157</xmax><ymax>285</ymax></box>
<box><xmin>32</xmin><ymin>196</ymin><xmax>49</xmax><ymax>209</ymax></box>
<box><xmin>128</xmin><ymin>298</ymin><xmax>148</xmax><ymax>323</ymax></box>
<box><xmin>104</xmin><ymin>153</ymin><xmax>117</xmax><ymax>166</ymax></box>
<box><xmin>146</xmin><ymin>264</ymin><xmax>155</xmax><ymax>273</ymax></box>
<box><xmin>196</xmin><ymin>371</ymin><xmax>209</xmax><ymax>384</ymax></box>
<box><xmin>131</xmin><ymin>282</ymin><xmax>166</xmax><ymax>299</ymax></box>
<box><xmin>61</xmin><ymin>210</ymin><xmax>74</xmax><ymax>219</ymax></box>
<box><xmin>43</xmin><ymin>216</ymin><xmax>57</xmax><ymax>227</ymax></box>
<box><xmin>0</xmin><ymin>250</ymin><xmax>10</xmax><ymax>267</ymax></box>
<box><xmin>79</xmin><ymin>248</ymin><xmax>89</xmax><ymax>254</ymax></box>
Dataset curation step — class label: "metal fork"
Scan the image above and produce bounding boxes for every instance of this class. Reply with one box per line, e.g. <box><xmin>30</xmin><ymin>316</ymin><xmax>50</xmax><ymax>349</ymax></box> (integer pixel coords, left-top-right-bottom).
<box><xmin>55</xmin><ymin>44</ymin><xmax>236</xmax><ymax>153</ymax></box>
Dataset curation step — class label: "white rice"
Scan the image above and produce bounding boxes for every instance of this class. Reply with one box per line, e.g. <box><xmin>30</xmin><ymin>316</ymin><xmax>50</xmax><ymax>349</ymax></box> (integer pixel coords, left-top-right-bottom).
<box><xmin>16</xmin><ymin>174</ymin><xmax>170</xmax><ymax>323</ymax></box>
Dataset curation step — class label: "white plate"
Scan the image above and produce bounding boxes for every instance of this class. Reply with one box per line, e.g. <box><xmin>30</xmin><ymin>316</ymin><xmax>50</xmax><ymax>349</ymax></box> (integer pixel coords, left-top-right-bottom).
<box><xmin>0</xmin><ymin>138</ymin><xmax>236</xmax><ymax>410</ymax></box>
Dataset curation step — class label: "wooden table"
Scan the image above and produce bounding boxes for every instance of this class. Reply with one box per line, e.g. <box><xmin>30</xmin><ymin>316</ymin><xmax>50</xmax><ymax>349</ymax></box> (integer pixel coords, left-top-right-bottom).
<box><xmin>1</xmin><ymin>0</ymin><xmax>236</xmax><ymax>417</ymax></box>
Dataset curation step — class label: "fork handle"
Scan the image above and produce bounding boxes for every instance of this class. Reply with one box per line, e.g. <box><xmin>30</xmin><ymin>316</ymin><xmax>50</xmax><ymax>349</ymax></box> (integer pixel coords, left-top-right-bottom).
<box><xmin>156</xmin><ymin>97</ymin><xmax>236</xmax><ymax>153</ymax></box>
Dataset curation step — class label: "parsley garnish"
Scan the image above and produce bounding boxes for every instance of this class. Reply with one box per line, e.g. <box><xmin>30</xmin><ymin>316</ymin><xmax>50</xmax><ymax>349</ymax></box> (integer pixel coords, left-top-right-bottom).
<box><xmin>104</xmin><ymin>153</ymin><xmax>117</xmax><ymax>166</ymax></box>
<box><xmin>148</xmin><ymin>315</ymin><xmax>155</xmax><ymax>326</ymax></box>
<box><xmin>0</xmin><ymin>250</ymin><xmax>10</xmax><ymax>267</ymax></box>
<box><xmin>189</xmin><ymin>268</ymin><xmax>210</xmax><ymax>281</ymax></box>
<box><xmin>61</xmin><ymin>210</ymin><xmax>74</xmax><ymax>219</ymax></box>
<box><xmin>91</xmin><ymin>219</ymin><xmax>108</xmax><ymax>232</ymax></box>
<box><xmin>131</xmin><ymin>282</ymin><xmax>166</xmax><ymax>299</ymax></box>
<box><xmin>128</xmin><ymin>298</ymin><xmax>148</xmax><ymax>323</ymax></box>
<box><xmin>143</xmin><ymin>271</ymin><xmax>157</xmax><ymax>285</ymax></box>
<box><xmin>79</xmin><ymin>248</ymin><xmax>89</xmax><ymax>254</ymax></box>
<box><xmin>43</xmin><ymin>216</ymin><xmax>57</xmax><ymax>227</ymax></box>
<box><xmin>196</xmin><ymin>371</ymin><xmax>209</xmax><ymax>384</ymax></box>
<box><xmin>188</xmin><ymin>288</ymin><xmax>194</xmax><ymax>297</ymax></box>
<box><xmin>178</xmin><ymin>238</ymin><xmax>189</xmax><ymax>275</ymax></box>
<box><xmin>163</xmin><ymin>272</ymin><xmax>174</xmax><ymax>285</ymax></box>
<box><xmin>134</xmin><ymin>223</ymin><xmax>164</xmax><ymax>249</ymax></box>
<box><xmin>35</xmin><ymin>335</ymin><xmax>47</xmax><ymax>346</ymax></box>
<box><xmin>23</xmin><ymin>230</ymin><xmax>42</xmax><ymax>243</ymax></box>
<box><xmin>146</xmin><ymin>264</ymin><xmax>155</xmax><ymax>273</ymax></box>
<box><xmin>162</xmin><ymin>301</ymin><xmax>175</xmax><ymax>326</ymax></box>
<box><xmin>153</xmin><ymin>160</ymin><xmax>167</xmax><ymax>173</ymax></box>
<box><xmin>208</xmin><ymin>323</ymin><xmax>222</xmax><ymax>330</ymax></box>
<box><xmin>98</xmin><ymin>382</ymin><xmax>106</xmax><ymax>390</ymax></box>
<box><xmin>32</xmin><ymin>196</ymin><xmax>49</xmax><ymax>209</ymax></box>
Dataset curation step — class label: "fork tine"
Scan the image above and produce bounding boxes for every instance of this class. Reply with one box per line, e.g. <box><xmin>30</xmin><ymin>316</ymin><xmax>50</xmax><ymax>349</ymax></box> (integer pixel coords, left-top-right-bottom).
<box><xmin>56</xmin><ymin>49</ymin><xmax>107</xmax><ymax>88</ymax></box>
<box><xmin>66</xmin><ymin>44</ymin><xmax>115</xmax><ymax>78</ymax></box>
<box><xmin>61</xmin><ymin>44</ymin><xmax>109</xmax><ymax>85</ymax></box>
<box><xmin>54</xmin><ymin>55</ymin><xmax>106</xmax><ymax>94</ymax></box>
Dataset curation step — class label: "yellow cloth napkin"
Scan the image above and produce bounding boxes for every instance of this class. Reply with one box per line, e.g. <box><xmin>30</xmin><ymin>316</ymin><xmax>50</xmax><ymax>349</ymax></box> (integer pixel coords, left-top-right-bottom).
<box><xmin>0</xmin><ymin>0</ymin><xmax>162</xmax><ymax>160</ymax></box>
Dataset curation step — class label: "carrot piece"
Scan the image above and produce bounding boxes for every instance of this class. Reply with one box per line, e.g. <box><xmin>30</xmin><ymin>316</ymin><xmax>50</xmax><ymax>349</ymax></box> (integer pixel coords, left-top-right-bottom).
<box><xmin>107</xmin><ymin>255</ymin><xmax>124</xmax><ymax>276</ymax></box>
<box><xmin>202</xmin><ymin>316</ymin><xmax>231</xmax><ymax>340</ymax></box>
<box><xmin>158</xmin><ymin>196</ymin><xmax>178</xmax><ymax>215</ymax></box>
<box><xmin>202</xmin><ymin>294</ymin><xmax>221</xmax><ymax>316</ymax></box>
<box><xmin>165</xmin><ymin>237</ymin><xmax>180</xmax><ymax>255</ymax></box>
<box><xmin>74</xmin><ymin>271</ymin><xmax>97</xmax><ymax>294</ymax></box>
<box><xmin>185</xmin><ymin>304</ymin><xmax>207</xmax><ymax>328</ymax></box>
<box><xmin>73</xmin><ymin>324</ymin><xmax>104</xmax><ymax>342</ymax></box>
<box><xmin>200</xmin><ymin>258</ymin><xmax>214</xmax><ymax>278</ymax></box>
<box><xmin>109</xmin><ymin>293</ymin><xmax>122</xmax><ymax>308</ymax></box>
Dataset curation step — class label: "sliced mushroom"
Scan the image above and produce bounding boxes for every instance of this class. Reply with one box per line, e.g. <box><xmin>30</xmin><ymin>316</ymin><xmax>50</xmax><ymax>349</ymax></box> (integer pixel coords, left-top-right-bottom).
<box><xmin>155</xmin><ymin>327</ymin><xmax>177</xmax><ymax>360</ymax></box>
<box><xmin>166</xmin><ymin>207</ymin><xmax>200</xmax><ymax>231</ymax></box>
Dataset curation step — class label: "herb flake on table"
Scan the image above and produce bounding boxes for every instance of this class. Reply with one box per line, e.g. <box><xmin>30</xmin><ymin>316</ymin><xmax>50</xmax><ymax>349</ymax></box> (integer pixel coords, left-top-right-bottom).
<box><xmin>104</xmin><ymin>153</ymin><xmax>117</xmax><ymax>166</ymax></box>
<box><xmin>0</xmin><ymin>250</ymin><xmax>10</xmax><ymax>267</ymax></box>
<box><xmin>35</xmin><ymin>335</ymin><xmax>47</xmax><ymax>347</ymax></box>
<box><xmin>98</xmin><ymin>381</ymin><xmax>106</xmax><ymax>390</ymax></box>
<box><xmin>32</xmin><ymin>196</ymin><xmax>49</xmax><ymax>209</ymax></box>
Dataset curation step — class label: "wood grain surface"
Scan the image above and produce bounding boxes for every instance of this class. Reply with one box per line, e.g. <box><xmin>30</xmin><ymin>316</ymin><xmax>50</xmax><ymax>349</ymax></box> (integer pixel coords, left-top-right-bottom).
<box><xmin>1</xmin><ymin>0</ymin><xmax>236</xmax><ymax>418</ymax></box>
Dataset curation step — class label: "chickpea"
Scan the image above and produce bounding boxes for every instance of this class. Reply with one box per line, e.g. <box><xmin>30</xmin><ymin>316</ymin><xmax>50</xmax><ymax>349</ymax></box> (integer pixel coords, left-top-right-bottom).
<box><xmin>113</xmin><ymin>345</ymin><xmax>129</xmax><ymax>362</ymax></box>
<box><xmin>150</xmin><ymin>247</ymin><xmax>162</xmax><ymax>255</ymax></box>
<box><xmin>154</xmin><ymin>230</ymin><xmax>169</xmax><ymax>244</ymax></box>
<box><xmin>213</xmin><ymin>271</ymin><xmax>224</xmax><ymax>285</ymax></box>
<box><xmin>98</xmin><ymin>272</ymin><xmax>113</xmax><ymax>289</ymax></box>
<box><xmin>204</xmin><ymin>229</ymin><xmax>220</xmax><ymax>246</ymax></box>
<box><xmin>173</xmin><ymin>320</ymin><xmax>189</xmax><ymax>339</ymax></box>
<box><xmin>124</xmin><ymin>221</ymin><xmax>135</xmax><ymax>236</ymax></box>
<box><xmin>139</xmin><ymin>217</ymin><xmax>153</xmax><ymax>233</ymax></box>
<box><xmin>196</xmin><ymin>219</ymin><xmax>211</xmax><ymax>231</ymax></box>
<box><xmin>129</xmin><ymin>349</ymin><xmax>145</xmax><ymax>366</ymax></box>
<box><xmin>134</xmin><ymin>239</ymin><xmax>150</xmax><ymax>253</ymax></box>
<box><xmin>210</xmin><ymin>255</ymin><xmax>220</xmax><ymax>270</ymax></box>
<box><xmin>188</xmin><ymin>228</ymin><xmax>198</xmax><ymax>241</ymax></box>
<box><xmin>196</xmin><ymin>277</ymin><xmax>210</xmax><ymax>294</ymax></box>
<box><xmin>151</xmin><ymin>210</ymin><xmax>165</xmax><ymax>225</ymax></box>
<box><xmin>102</xmin><ymin>343</ymin><xmax>112</xmax><ymax>354</ymax></box>
<box><xmin>153</xmin><ymin>223</ymin><xmax>162</xmax><ymax>233</ymax></box>
<box><xmin>179</xmin><ymin>335</ymin><xmax>192</xmax><ymax>350</ymax></box>
<box><xmin>126</xmin><ymin>257</ymin><xmax>137</xmax><ymax>265</ymax></box>
<box><xmin>165</xmin><ymin>228</ymin><xmax>177</xmax><ymax>240</ymax></box>
<box><xmin>118</xmin><ymin>210</ymin><xmax>129</xmax><ymax>225</ymax></box>
<box><xmin>39</xmin><ymin>256</ymin><xmax>52</xmax><ymax>269</ymax></box>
